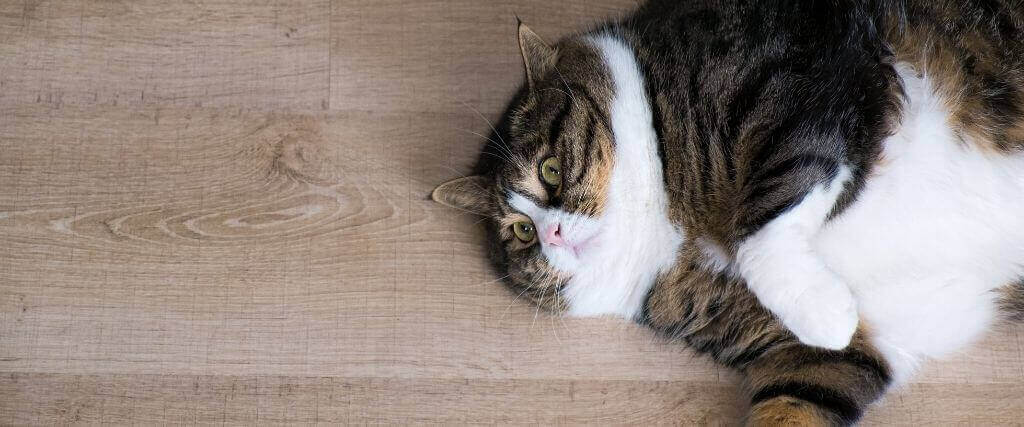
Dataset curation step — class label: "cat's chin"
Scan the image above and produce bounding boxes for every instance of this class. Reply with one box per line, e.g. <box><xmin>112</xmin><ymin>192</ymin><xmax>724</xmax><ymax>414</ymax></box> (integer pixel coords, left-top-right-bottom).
<box><xmin>540</xmin><ymin>244</ymin><xmax>584</xmax><ymax>273</ymax></box>
<box><xmin>541</xmin><ymin>231</ymin><xmax>603</xmax><ymax>272</ymax></box>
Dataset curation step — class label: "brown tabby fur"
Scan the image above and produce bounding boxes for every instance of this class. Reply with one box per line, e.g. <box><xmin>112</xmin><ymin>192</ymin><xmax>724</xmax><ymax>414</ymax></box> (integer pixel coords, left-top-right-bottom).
<box><xmin>881</xmin><ymin>0</ymin><xmax>1024</xmax><ymax>153</ymax></box>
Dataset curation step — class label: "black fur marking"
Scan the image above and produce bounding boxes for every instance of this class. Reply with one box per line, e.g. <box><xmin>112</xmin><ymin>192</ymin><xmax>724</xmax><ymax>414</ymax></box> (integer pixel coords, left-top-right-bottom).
<box><xmin>636</xmin><ymin>286</ymin><xmax>655</xmax><ymax>325</ymax></box>
<box><xmin>981</xmin><ymin>74</ymin><xmax>1021</xmax><ymax>126</ymax></box>
<box><xmin>751</xmin><ymin>382</ymin><xmax>862</xmax><ymax>424</ymax></box>
<box><xmin>506</xmin><ymin>186</ymin><xmax>546</xmax><ymax>207</ymax></box>
<box><xmin>1002</xmin><ymin>279</ymin><xmax>1024</xmax><ymax>322</ymax></box>
<box><xmin>756</xmin><ymin>154</ymin><xmax>840</xmax><ymax>183</ymax></box>
<box><xmin>790</xmin><ymin>349</ymin><xmax>893</xmax><ymax>384</ymax></box>
<box><xmin>723</xmin><ymin>60</ymin><xmax>787</xmax><ymax>137</ymax></box>
<box><xmin>744</xmin><ymin>193</ymin><xmax>802</xmax><ymax>234</ymax></box>
<box><xmin>572</xmin><ymin>114</ymin><xmax>597</xmax><ymax>187</ymax></box>
<box><xmin>727</xmin><ymin>337</ymin><xmax>788</xmax><ymax>368</ymax></box>
<box><xmin>568</xmin><ymin>83</ymin><xmax>613</xmax><ymax>135</ymax></box>
<box><xmin>547</xmin><ymin>97</ymin><xmax>575</xmax><ymax>147</ymax></box>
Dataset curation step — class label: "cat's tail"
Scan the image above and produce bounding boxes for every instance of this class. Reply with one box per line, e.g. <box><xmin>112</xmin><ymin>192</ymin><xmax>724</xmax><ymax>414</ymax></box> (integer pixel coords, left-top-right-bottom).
<box><xmin>740</xmin><ymin>331</ymin><xmax>890</xmax><ymax>426</ymax></box>
<box><xmin>1000</xmin><ymin>279</ymin><xmax>1024</xmax><ymax>322</ymax></box>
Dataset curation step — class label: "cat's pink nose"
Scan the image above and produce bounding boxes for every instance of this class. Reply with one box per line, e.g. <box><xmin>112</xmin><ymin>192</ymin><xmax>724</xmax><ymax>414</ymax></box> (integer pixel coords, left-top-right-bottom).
<box><xmin>541</xmin><ymin>224</ymin><xmax>566</xmax><ymax>247</ymax></box>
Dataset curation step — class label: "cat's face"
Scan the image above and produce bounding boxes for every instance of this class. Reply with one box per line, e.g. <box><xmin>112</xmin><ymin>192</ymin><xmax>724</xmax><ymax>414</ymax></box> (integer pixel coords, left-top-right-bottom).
<box><xmin>433</xmin><ymin>25</ymin><xmax>616</xmax><ymax>311</ymax></box>
<box><xmin>433</xmin><ymin>25</ymin><xmax>682</xmax><ymax>317</ymax></box>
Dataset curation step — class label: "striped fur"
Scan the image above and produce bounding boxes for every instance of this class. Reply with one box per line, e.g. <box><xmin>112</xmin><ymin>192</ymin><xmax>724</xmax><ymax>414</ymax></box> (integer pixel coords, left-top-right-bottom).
<box><xmin>642</xmin><ymin>248</ymin><xmax>891</xmax><ymax>425</ymax></box>
<box><xmin>879</xmin><ymin>0</ymin><xmax>1024</xmax><ymax>153</ymax></box>
<box><xmin>432</xmin><ymin>0</ymin><xmax>1024</xmax><ymax>424</ymax></box>
<box><xmin>1002</xmin><ymin>280</ymin><xmax>1024</xmax><ymax>323</ymax></box>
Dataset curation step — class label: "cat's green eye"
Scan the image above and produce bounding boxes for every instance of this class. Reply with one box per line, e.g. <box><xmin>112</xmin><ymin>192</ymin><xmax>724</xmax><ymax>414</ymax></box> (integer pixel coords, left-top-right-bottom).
<box><xmin>540</xmin><ymin>157</ymin><xmax>562</xmax><ymax>188</ymax></box>
<box><xmin>512</xmin><ymin>221</ymin><xmax>537</xmax><ymax>243</ymax></box>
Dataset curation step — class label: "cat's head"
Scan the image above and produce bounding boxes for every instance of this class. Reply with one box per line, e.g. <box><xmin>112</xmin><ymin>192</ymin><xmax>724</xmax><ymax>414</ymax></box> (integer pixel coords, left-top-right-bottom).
<box><xmin>432</xmin><ymin>23</ymin><xmax>681</xmax><ymax>317</ymax></box>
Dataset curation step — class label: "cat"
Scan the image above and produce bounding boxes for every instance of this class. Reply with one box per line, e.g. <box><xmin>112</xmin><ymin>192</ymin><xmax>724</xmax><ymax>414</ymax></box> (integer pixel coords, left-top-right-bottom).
<box><xmin>432</xmin><ymin>0</ymin><xmax>1024</xmax><ymax>424</ymax></box>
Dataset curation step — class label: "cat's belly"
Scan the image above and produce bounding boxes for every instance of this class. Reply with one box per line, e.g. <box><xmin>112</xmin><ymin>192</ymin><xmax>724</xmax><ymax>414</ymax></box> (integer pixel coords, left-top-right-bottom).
<box><xmin>814</xmin><ymin>64</ymin><xmax>1024</xmax><ymax>382</ymax></box>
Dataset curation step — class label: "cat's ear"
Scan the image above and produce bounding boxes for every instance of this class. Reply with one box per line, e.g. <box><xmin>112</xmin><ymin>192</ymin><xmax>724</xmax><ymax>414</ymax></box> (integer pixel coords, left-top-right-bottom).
<box><xmin>431</xmin><ymin>176</ymin><xmax>492</xmax><ymax>215</ymax></box>
<box><xmin>518</xmin><ymin>21</ymin><xmax>556</xmax><ymax>87</ymax></box>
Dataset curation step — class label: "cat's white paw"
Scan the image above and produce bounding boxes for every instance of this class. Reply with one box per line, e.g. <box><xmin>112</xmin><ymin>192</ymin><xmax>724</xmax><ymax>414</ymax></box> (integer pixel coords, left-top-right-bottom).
<box><xmin>781</xmin><ymin>281</ymin><xmax>859</xmax><ymax>350</ymax></box>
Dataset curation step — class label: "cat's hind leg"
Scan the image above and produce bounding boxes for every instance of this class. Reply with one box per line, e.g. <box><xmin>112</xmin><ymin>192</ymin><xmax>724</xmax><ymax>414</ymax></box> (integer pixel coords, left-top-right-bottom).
<box><xmin>743</xmin><ymin>330</ymin><xmax>890</xmax><ymax>427</ymax></box>
<box><xmin>643</xmin><ymin>255</ymin><xmax>890</xmax><ymax>426</ymax></box>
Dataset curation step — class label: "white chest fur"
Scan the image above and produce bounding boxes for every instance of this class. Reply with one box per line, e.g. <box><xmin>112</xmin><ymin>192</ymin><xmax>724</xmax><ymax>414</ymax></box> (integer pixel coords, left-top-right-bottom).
<box><xmin>557</xmin><ymin>33</ymin><xmax>684</xmax><ymax>319</ymax></box>
<box><xmin>816</xmin><ymin>64</ymin><xmax>1024</xmax><ymax>382</ymax></box>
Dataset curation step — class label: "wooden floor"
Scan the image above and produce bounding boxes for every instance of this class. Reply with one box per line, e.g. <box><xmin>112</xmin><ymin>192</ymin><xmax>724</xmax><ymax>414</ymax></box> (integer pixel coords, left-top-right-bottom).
<box><xmin>1</xmin><ymin>1</ymin><xmax>1022</xmax><ymax>424</ymax></box>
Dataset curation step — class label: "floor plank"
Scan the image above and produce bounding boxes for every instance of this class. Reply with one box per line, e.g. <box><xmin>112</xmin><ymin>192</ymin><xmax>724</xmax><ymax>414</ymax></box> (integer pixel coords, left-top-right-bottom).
<box><xmin>0</xmin><ymin>1</ymin><xmax>331</xmax><ymax>111</ymax></box>
<box><xmin>0</xmin><ymin>105</ymin><xmax>728</xmax><ymax>382</ymax></box>
<box><xmin>2</xmin><ymin>373</ymin><xmax>1022</xmax><ymax>425</ymax></box>
<box><xmin>0</xmin><ymin>373</ymin><xmax>746</xmax><ymax>425</ymax></box>
<box><xmin>329</xmin><ymin>0</ymin><xmax>642</xmax><ymax>114</ymax></box>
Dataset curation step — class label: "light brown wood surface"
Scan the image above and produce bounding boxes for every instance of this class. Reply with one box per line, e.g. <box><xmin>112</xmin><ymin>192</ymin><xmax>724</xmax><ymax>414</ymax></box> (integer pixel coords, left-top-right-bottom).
<box><xmin>1</xmin><ymin>1</ymin><xmax>1022</xmax><ymax>425</ymax></box>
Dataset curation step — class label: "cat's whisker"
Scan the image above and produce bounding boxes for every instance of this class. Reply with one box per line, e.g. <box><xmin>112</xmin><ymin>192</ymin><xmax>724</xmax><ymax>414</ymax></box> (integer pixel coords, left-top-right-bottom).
<box><xmin>436</xmin><ymin>164</ymin><xmax>477</xmax><ymax>180</ymax></box>
<box><xmin>479</xmin><ymin>151</ymin><xmax>518</xmax><ymax>168</ymax></box>
<box><xmin>539</xmin><ymin>87</ymin><xmax>574</xmax><ymax>100</ymax></box>
<box><xmin>438</xmin><ymin>165</ymin><xmax>493</xmax><ymax>196</ymax></box>
<box><xmin>544</xmin><ymin>288</ymin><xmax>564</xmax><ymax>345</ymax></box>
<box><xmin>486</xmin><ymin>150</ymin><xmax>531</xmax><ymax>173</ymax></box>
<box><xmin>476</xmin><ymin>273</ymin><xmax>511</xmax><ymax>288</ymax></box>
<box><xmin>448</xmin><ymin>120</ymin><xmax>520</xmax><ymax>167</ymax></box>
<box><xmin>554</xmin><ymin>67</ymin><xmax>579</xmax><ymax>104</ymax></box>
<box><xmin>476</xmin><ymin>134</ymin><xmax>521</xmax><ymax>165</ymax></box>
<box><xmin>549</xmin><ymin>315</ymin><xmax>562</xmax><ymax>344</ymax></box>
<box><xmin>450</xmin><ymin>127</ymin><xmax>520</xmax><ymax>166</ymax></box>
<box><xmin>457</xmin><ymin>99</ymin><xmax>509</xmax><ymax>147</ymax></box>
<box><xmin>432</xmin><ymin>196</ymin><xmax>488</xmax><ymax>218</ymax></box>
<box><xmin>451</xmin><ymin>126</ymin><xmax>503</xmax><ymax>148</ymax></box>
<box><xmin>451</xmin><ymin>98</ymin><xmax>534</xmax><ymax>172</ymax></box>
<box><xmin>531</xmin><ymin>289</ymin><xmax>546</xmax><ymax>330</ymax></box>
<box><xmin>531</xmin><ymin>271</ymin><xmax>565</xmax><ymax>331</ymax></box>
<box><xmin>479</xmin><ymin>133</ymin><xmax>519</xmax><ymax>164</ymax></box>
<box><xmin>501</xmin><ymin>282</ymin><xmax>534</xmax><ymax>321</ymax></box>
<box><xmin>551</xmin><ymin>290</ymin><xmax>570</xmax><ymax>343</ymax></box>
<box><xmin>574</xmin><ymin>188</ymin><xmax>587</xmax><ymax>217</ymax></box>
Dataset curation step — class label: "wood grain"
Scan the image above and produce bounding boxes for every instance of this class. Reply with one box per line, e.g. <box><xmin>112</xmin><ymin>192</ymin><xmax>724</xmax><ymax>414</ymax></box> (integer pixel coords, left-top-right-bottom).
<box><xmin>0</xmin><ymin>0</ymin><xmax>1022</xmax><ymax>424</ymax></box>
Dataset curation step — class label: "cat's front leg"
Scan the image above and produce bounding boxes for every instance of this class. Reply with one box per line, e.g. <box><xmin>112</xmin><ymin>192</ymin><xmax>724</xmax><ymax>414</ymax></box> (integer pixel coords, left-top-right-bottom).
<box><xmin>735</xmin><ymin>166</ymin><xmax>857</xmax><ymax>350</ymax></box>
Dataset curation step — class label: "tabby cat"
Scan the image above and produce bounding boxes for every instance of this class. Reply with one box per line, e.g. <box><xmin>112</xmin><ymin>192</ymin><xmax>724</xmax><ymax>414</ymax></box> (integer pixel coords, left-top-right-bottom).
<box><xmin>432</xmin><ymin>0</ymin><xmax>1024</xmax><ymax>424</ymax></box>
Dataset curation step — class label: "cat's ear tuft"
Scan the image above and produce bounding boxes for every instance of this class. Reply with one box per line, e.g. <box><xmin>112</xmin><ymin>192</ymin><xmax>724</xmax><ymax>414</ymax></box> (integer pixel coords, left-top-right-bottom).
<box><xmin>431</xmin><ymin>176</ymin><xmax>492</xmax><ymax>215</ymax></box>
<box><xmin>517</xmin><ymin>21</ymin><xmax>556</xmax><ymax>87</ymax></box>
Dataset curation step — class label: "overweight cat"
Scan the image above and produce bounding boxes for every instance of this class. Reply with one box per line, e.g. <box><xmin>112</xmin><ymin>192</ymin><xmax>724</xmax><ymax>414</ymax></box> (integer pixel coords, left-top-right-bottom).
<box><xmin>432</xmin><ymin>1</ymin><xmax>1024</xmax><ymax>424</ymax></box>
